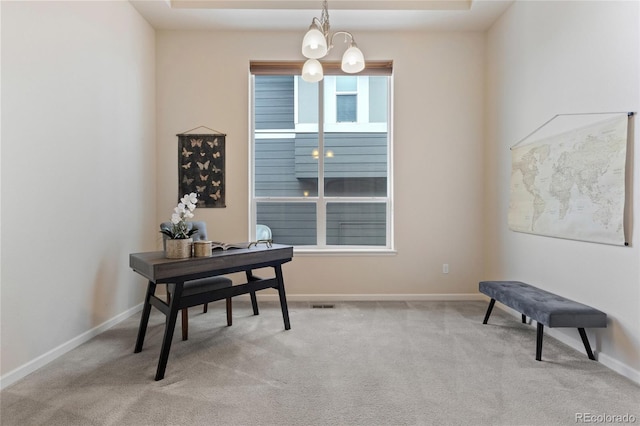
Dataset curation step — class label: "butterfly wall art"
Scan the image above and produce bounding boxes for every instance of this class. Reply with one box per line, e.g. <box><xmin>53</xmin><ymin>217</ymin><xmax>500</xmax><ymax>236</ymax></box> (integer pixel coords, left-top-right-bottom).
<box><xmin>177</xmin><ymin>131</ymin><xmax>226</xmax><ymax>208</ymax></box>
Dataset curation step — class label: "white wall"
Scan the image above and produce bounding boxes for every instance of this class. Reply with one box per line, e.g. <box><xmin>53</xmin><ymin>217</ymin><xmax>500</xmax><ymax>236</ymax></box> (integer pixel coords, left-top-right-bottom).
<box><xmin>1</xmin><ymin>1</ymin><xmax>157</xmax><ymax>382</ymax></box>
<box><xmin>156</xmin><ymin>30</ymin><xmax>486</xmax><ymax>297</ymax></box>
<box><xmin>485</xmin><ymin>1</ymin><xmax>640</xmax><ymax>378</ymax></box>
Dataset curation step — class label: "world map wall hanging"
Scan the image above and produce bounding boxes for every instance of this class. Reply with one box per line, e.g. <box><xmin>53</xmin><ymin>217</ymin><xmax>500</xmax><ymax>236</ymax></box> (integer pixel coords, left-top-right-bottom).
<box><xmin>508</xmin><ymin>113</ymin><xmax>632</xmax><ymax>246</ymax></box>
<box><xmin>177</xmin><ymin>128</ymin><xmax>226</xmax><ymax>208</ymax></box>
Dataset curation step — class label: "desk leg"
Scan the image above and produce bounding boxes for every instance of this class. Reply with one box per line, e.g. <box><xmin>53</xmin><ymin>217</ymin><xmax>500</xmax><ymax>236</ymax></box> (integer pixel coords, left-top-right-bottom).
<box><xmin>155</xmin><ymin>282</ymin><xmax>183</xmax><ymax>381</ymax></box>
<box><xmin>134</xmin><ymin>281</ymin><xmax>156</xmax><ymax>353</ymax></box>
<box><xmin>275</xmin><ymin>264</ymin><xmax>291</xmax><ymax>330</ymax></box>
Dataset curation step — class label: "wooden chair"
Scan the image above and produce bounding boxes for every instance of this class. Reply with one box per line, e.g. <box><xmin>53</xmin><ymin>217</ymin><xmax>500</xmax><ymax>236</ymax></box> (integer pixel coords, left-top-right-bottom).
<box><xmin>161</xmin><ymin>221</ymin><xmax>232</xmax><ymax>340</ymax></box>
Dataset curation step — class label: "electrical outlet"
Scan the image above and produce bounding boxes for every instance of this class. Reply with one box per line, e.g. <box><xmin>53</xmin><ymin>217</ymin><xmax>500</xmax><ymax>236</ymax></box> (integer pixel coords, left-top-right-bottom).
<box><xmin>443</xmin><ymin>264</ymin><xmax>449</xmax><ymax>274</ymax></box>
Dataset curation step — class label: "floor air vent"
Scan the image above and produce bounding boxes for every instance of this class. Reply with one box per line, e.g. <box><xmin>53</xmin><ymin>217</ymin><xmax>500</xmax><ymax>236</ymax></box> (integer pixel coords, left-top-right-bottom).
<box><xmin>311</xmin><ymin>304</ymin><xmax>335</xmax><ymax>309</ymax></box>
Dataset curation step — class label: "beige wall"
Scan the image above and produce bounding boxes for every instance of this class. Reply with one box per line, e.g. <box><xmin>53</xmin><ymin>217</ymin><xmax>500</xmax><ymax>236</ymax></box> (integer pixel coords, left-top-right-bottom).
<box><xmin>6</xmin><ymin>0</ymin><xmax>637</xmax><ymax>389</ymax></box>
<box><xmin>1</xmin><ymin>1</ymin><xmax>157</xmax><ymax>380</ymax></box>
<box><xmin>485</xmin><ymin>1</ymin><xmax>640</xmax><ymax>378</ymax></box>
<box><xmin>156</xmin><ymin>30</ymin><xmax>486</xmax><ymax>298</ymax></box>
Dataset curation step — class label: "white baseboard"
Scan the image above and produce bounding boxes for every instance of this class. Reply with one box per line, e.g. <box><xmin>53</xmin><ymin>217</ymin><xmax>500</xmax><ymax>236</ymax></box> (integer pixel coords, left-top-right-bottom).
<box><xmin>489</xmin><ymin>300</ymin><xmax>640</xmax><ymax>386</ymax></box>
<box><xmin>235</xmin><ymin>293</ymin><xmax>486</xmax><ymax>302</ymax></box>
<box><xmin>0</xmin><ymin>303</ymin><xmax>143</xmax><ymax>391</ymax></box>
<box><xmin>597</xmin><ymin>352</ymin><xmax>640</xmax><ymax>385</ymax></box>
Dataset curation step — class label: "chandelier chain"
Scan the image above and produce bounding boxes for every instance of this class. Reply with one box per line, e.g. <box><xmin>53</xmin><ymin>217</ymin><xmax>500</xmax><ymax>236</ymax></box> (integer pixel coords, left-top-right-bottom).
<box><xmin>320</xmin><ymin>0</ymin><xmax>330</xmax><ymax>35</ymax></box>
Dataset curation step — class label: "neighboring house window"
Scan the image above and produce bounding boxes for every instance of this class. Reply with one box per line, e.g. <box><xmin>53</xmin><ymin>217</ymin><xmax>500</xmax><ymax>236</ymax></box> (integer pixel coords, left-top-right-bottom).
<box><xmin>336</xmin><ymin>76</ymin><xmax>357</xmax><ymax>122</ymax></box>
<box><xmin>250</xmin><ymin>62</ymin><xmax>393</xmax><ymax>251</ymax></box>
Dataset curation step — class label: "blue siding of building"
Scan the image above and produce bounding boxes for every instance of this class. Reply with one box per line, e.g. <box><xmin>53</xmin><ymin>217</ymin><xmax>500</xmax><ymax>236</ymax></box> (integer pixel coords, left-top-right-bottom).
<box><xmin>295</xmin><ymin>133</ymin><xmax>387</xmax><ymax>179</ymax></box>
<box><xmin>327</xmin><ymin>203</ymin><xmax>386</xmax><ymax>245</ymax></box>
<box><xmin>255</xmin><ymin>76</ymin><xmax>294</xmax><ymax>130</ymax></box>
<box><xmin>256</xmin><ymin>202</ymin><xmax>317</xmax><ymax>245</ymax></box>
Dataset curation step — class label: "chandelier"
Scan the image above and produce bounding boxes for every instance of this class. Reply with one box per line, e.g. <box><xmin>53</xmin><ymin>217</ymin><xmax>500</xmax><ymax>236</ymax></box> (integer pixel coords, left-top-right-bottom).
<box><xmin>301</xmin><ymin>0</ymin><xmax>365</xmax><ymax>82</ymax></box>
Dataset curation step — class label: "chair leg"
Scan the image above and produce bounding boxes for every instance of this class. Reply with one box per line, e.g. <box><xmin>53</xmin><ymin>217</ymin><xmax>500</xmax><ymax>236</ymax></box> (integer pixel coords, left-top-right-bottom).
<box><xmin>226</xmin><ymin>298</ymin><xmax>232</xmax><ymax>326</ymax></box>
<box><xmin>181</xmin><ymin>308</ymin><xmax>188</xmax><ymax>341</ymax></box>
<box><xmin>203</xmin><ymin>303</ymin><xmax>208</xmax><ymax>313</ymax></box>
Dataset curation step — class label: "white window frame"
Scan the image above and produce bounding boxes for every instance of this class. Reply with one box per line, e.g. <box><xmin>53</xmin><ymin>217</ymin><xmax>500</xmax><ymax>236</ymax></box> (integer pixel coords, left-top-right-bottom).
<box><xmin>249</xmin><ymin>73</ymin><xmax>395</xmax><ymax>254</ymax></box>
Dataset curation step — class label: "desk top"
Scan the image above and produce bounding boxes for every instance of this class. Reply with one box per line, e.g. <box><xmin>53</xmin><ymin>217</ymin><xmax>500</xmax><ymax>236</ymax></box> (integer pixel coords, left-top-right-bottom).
<box><xmin>130</xmin><ymin>244</ymin><xmax>293</xmax><ymax>283</ymax></box>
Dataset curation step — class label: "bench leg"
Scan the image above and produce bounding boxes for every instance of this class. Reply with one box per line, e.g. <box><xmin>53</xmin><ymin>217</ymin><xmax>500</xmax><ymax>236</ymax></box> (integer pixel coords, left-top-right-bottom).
<box><xmin>578</xmin><ymin>328</ymin><xmax>596</xmax><ymax>360</ymax></box>
<box><xmin>482</xmin><ymin>299</ymin><xmax>496</xmax><ymax>324</ymax></box>
<box><xmin>536</xmin><ymin>323</ymin><xmax>544</xmax><ymax>361</ymax></box>
<box><xmin>522</xmin><ymin>314</ymin><xmax>526</xmax><ymax>324</ymax></box>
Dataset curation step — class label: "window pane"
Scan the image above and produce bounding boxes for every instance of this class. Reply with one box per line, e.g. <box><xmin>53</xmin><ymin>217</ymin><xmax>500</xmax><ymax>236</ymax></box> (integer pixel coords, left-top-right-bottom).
<box><xmin>326</xmin><ymin>202</ymin><xmax>386</xmax><ymax>246</ymax></box>
<box><xmin>336</xmin><ymin>94</ymin><xmax>357</xmax><ymax>122</ymax></box>
<box><xmin>297</xmin><ymin>78</ymin><xmax>318</xmax><ymax>124</ymax></box>
<box><xmin>368</xmin><ymin>76</ymin><xmax>388</xmax><ymax>123</ymax></box>
<box><xmin>325</xmin><ymin>77</ymin><xmax>388</xmax><ymax>197</ymax></box>
<box><xmin>254</xmin><ymin>76</ymin><xmax>294</xmax><ymax>130</ymax></box>
<box><xmin>257</xmin><ymin>202</ymin><xmax>317</xmax><ymax>246</ymax></box>
<box><xmin>255</xmin><ymin>136</ymin><xmax>318</xmax><ymax>197</ymax></box>
<box><xmin>252</xmin><ymin>71</ymin><xmax>391</xmax><ymax>250</ymax></box>
<box><xmin>255</xmin><ymin>75</ymin><xmax>318</xmax><ymax>197</ymax></box>
<box><xmin>324</xmin><ymin>131</ymin><xmax>388</xmax><ymax>197</ymax></box>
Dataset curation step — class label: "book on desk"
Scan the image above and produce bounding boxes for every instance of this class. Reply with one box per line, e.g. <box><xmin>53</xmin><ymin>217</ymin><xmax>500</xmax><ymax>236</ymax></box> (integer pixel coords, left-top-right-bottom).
<box><xmin>210</xmin><ymin>242</ymin><xmax>249</xmax><ymax>251</ymax></box>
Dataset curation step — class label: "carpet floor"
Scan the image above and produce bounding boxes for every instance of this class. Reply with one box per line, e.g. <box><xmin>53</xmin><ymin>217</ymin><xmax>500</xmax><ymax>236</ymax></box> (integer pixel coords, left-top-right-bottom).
<box><xmin>1</xmin><ymin>300</ymin><xmax>639</xmax><ymax>425</ymax></box>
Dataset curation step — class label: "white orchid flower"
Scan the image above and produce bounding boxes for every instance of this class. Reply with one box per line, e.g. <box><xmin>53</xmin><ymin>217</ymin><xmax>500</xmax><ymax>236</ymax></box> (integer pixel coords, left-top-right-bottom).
<box><xmin>164</xmin><ymin>194</ymin><xmax>200</xmax><ymax>239</ymax></box>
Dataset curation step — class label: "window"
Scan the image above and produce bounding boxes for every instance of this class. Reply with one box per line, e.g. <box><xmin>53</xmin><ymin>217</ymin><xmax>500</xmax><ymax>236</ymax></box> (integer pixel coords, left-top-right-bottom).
<box><xmin>336</xmin><ymin>76</ymin><xmax>357</xmax><ymax>122</ymax></box>
<box><xmin>250</xmin><ymin>62</ymin><xmax>393</xmax><ymax>251</ymax></box>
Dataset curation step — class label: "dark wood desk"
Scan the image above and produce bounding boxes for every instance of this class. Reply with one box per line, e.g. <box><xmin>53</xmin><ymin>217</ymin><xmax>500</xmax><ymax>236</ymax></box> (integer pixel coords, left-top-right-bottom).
<box><xmin>130</xmin><ymin>244</ymin><xmax>293</xmax><ymax>380</ymax></box>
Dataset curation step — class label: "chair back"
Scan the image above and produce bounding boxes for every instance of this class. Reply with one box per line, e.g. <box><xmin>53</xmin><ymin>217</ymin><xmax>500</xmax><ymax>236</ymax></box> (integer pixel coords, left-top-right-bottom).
<box><xmin>160</xmin><ymin>221</ymin><xmax>209</xmax><ymax>250</ymax></box>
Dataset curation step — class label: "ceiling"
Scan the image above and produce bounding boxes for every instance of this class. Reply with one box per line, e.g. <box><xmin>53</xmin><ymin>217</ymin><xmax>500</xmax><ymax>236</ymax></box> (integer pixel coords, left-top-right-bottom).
<box><xmin>129</xmin><ymin>0</ymin><xmax>514</xmax><ymax>32</ymax></box>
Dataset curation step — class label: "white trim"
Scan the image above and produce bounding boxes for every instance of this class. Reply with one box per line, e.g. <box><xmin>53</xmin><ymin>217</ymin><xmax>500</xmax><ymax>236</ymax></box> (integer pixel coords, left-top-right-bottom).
<box><xmin>323</xmin><ymin>122</ymin><xmax>387</xmax><ymax>132</ymax></box>
<box><xmin>487</xmin><ymin>298</ymin><xmax>640</xmax><ymax>385</ymax></box>
<box><xmin>597</xmin><ymin>352</ymin><xmax>640</xmax><ymax>385</ymax></box>
<box><xmin>0</xmin><ymin>303</ymin><xmax>143</xmax><ymax>390</ymax></box>
<box><xmin>249</xmin><ymin>74</ymin><xmax>257</xmax><ymax>240</ymax></box>
<box><xmin>295</xmin><ymin>123</ymin><xmax>387</xmax><ymax>133</ymax></box>
<box><xmin>239</xmin><ymin>293</ymin><xmax>485</xmax><ymax>302</ymax></box>
<box><xmin>254</xmin><ymin>132</ymin><xmax>296</xmax><ymax>139</ymax></box>
<box><xmin>294</xmin><ymin>247</ymin><xmax>397</xmax><ymax>255</ymax></box>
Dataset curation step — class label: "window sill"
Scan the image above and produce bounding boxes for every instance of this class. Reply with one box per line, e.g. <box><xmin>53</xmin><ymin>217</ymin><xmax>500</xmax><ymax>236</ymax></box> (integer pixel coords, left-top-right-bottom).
<box><xmin>293</xmin><ymin>247</ymin><xmax>397</xmax><ymax>256</ymax></box>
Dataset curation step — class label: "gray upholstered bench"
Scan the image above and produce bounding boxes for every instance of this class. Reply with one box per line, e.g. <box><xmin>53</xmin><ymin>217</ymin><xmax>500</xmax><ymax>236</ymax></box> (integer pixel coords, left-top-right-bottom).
<box><xmin>479</xmin><ymin>281</ymin><xmax>607</xmax><ymax>361</ymax></box>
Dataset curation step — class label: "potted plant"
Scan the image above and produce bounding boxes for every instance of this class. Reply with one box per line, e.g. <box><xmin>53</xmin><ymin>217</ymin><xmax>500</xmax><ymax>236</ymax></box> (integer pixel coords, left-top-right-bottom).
<box><xmin>161</xmin><ymin>192</ymin><xmax>199</xmax><ymax>258</ymax></box>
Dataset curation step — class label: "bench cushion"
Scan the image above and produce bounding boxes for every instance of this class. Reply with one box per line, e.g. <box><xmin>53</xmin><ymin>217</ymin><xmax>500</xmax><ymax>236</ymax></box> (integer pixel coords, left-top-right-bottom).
<box><xmin>479</xmin><ymin>281</ymin><xmax>606</xmax><ymax>328</ymax></box>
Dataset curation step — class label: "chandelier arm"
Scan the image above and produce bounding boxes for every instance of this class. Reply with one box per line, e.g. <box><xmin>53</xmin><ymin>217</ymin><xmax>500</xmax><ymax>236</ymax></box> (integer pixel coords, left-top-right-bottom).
<box><xmin>310</xmin><ymin>17</ymin><xmax>323</xmax><ymax>29</ymax></box>
<box><xmin>329</xmin><ymin>31</ymin><xmax>355</xmax><ymax>49</ymax></box>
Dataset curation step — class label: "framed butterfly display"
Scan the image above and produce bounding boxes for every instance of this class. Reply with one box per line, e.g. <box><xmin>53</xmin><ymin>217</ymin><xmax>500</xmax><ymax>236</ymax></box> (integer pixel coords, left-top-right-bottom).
<box><xmin>177</xmin><ymin>130</ymin><xmax>226</xmax><ymax>208</ymax></box>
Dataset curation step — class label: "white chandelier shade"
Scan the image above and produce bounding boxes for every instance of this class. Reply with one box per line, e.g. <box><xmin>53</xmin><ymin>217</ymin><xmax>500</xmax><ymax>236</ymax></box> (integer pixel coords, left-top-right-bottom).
<box><xmin>300</xmin><ymin>0</ymin><xmax>365</xmax><ymax>82</ymax></box>
<box><xmin>302</xmin><ymin>59</ymin><xmax>324</xmax><ymax>83</ymax></box>
<box><xmin>301</xmin><ymin>26</ymin><xmax>328</xmax><ymax>59</ymax></box>
<box><xmin>341</xmin><ymin>44</ymin><xmax>365</xmax><ymax>74</ymax></box>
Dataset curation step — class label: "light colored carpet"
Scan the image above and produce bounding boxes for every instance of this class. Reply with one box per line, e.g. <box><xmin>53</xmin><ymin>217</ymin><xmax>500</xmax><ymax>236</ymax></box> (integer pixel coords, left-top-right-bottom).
<box><xmin>1</xmin><ymin>301</ymin><xmax>639</xmax><ymax>425</ymax></box>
